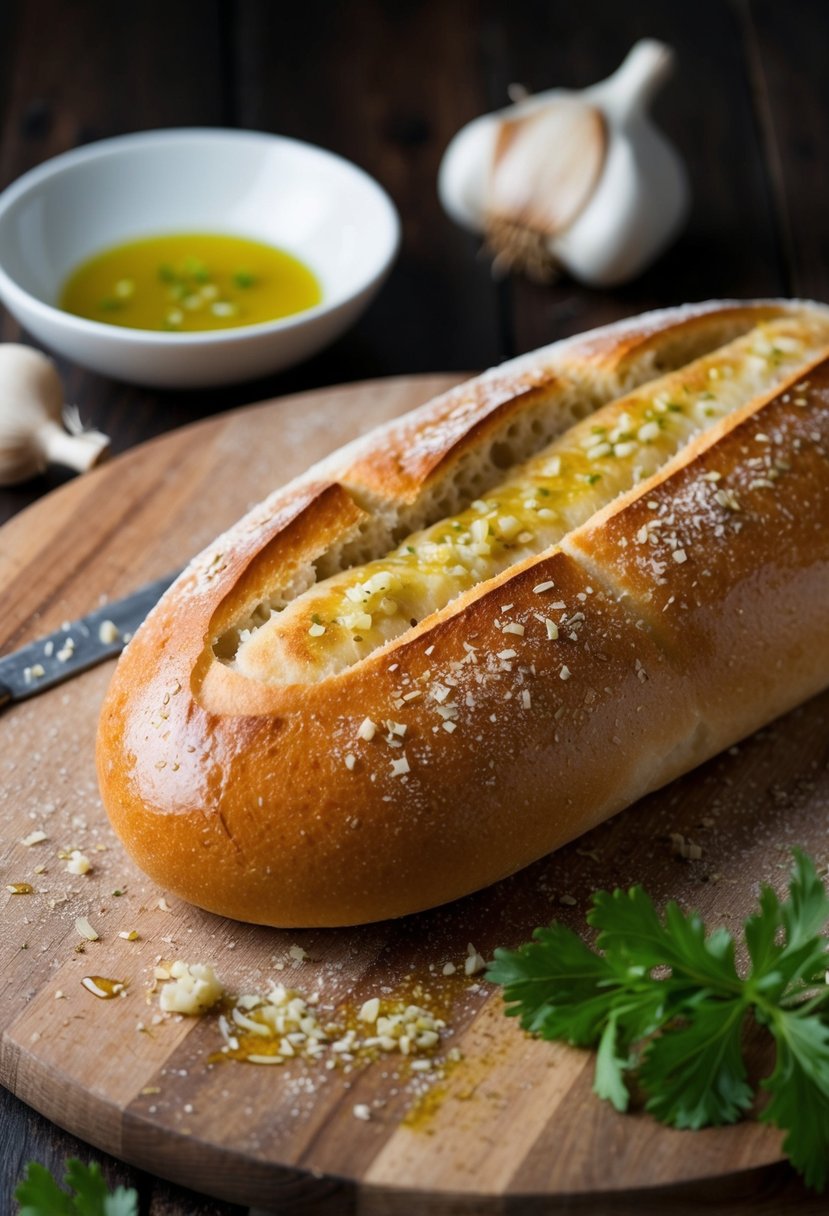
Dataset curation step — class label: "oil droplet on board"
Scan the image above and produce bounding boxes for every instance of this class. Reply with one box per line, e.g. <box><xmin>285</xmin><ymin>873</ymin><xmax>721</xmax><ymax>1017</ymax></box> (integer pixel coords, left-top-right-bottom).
<box><xmin>81</xmin><ymin>976</ymin><xmax>127</xmax><ymax>999</ymax></box>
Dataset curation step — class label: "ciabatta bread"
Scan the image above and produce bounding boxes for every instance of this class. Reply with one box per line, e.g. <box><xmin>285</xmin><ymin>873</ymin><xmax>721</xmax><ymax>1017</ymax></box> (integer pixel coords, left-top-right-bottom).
<box><xmin>96</xmin><ymin>300</ymin><xmax>829</xmax><ymax>926</ymax></box>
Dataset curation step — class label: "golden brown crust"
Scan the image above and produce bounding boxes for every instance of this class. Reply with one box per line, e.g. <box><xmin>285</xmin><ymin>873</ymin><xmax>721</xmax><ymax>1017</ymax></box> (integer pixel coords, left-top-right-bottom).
<box><xmin>554</xmin><ymin>302</ymin><xmax>787</xmax><ymax>382</ymax></box>
<box><xmin>206</xmin><ymin>482</ymin><xmax>368</xmax><ymax>639</ymax></box>
<box><xmin>298</xmin><ymin>300</ymin><xmax>797</xmax><ymax>509</ymax></box>
<box><xmin>342</xmin><ymin>371</ymin><xmax>561</xmax><ymax>504</ymax></box>
<box><xmin>100</xmin><ymin>548</ymin><xmax>696</xmax><ymax>925</ymax></box>
<box><xmin>566</xmin><ymin>352</ymin><xmax>829</xmax><ymax>749</ymax></box>
<box><xmin>96</xmin><ymin>300</ymin><xmax>829</xmax><ymax>926</ymax></box>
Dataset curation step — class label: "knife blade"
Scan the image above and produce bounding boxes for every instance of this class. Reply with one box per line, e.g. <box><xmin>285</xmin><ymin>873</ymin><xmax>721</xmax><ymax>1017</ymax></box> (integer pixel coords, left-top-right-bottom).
<box><xmin>0</xmin><ymin>571</ymin><xmax>179</xmax><ymax>709</ymax></box>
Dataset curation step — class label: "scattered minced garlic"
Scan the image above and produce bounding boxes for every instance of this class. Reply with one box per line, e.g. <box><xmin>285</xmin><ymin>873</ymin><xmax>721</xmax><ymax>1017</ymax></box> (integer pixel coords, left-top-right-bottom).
<box><xmin>357</xmin><ymin>717</ymin><xmax>377</xmax><ymax>741</ymax></box>
<box><xmin>119</xmin><ymin>929</ymin><xmax>140</xmax><ymax>941</ymax></box>
<box><xmin>211</xmin><ymin>982</ymin><xmax>451</xmax><ymax>1070</ymax></box>
<box><xmin>670</xmin><ymin>832</ymin><xmax>703</xmax><ymax>861</ymax></box>
<box><xmin>56</xmin><ymin>638</ymin><xmax>75</xmax><ymax>663</ymax></box>
<box><xmin>97</xmin><ymin>619</ymin><xmax>121</xmax><ymax>645</ymax></box>
<box><xmin>464</xmin><ymin>943</ymin><xmax>486</xmax><ymax>976</ymax></box>
<box><xmin>75</xmin><ymin>916</ymin><xmax>99</xmax><ymax>941</ymax></box>
<box><xmin>359</xmin><ymin>997</ymin><xmax>381</xmax><ymax>1024</ymax></box>
<box><xmin>20</xmin><ymin>830</ymin><xmax>48</xmax><ymax>847</ymax></box>
<box><xmin>353</xmin><ymin>1103</ymin><xmax>372</xmax><ymax>1121</ymax></box>
<box><xmin>158</xmin><ymin>961</ymin><xmax>224</xmax><ymax>1015</ymax></box>
<box><xmin>390</xmin><ymin>754</ymin><xmax>411</xmax><ymax>777</ymax></box>
<box><xmin>65</xmin><ymin>849</ymin><xmax>92</xmax><ymax>876</ymax></box>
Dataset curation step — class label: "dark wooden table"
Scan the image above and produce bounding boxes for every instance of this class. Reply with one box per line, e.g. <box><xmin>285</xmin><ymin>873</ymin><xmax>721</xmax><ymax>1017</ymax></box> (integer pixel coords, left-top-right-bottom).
<box><xmin>1</xmin><ymin>1</ymin><xmax>827</xmax><ymax>1211</ymax></box>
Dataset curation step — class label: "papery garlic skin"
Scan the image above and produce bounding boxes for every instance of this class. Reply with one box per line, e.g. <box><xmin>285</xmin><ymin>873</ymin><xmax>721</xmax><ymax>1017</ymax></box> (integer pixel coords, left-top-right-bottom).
<box><xmin>438</xmin><ymin>40</ymin><xmax>690</xmax><ymax>288</ymax></box>
<box><xmin>0</xmin><ymin>344</ymin><xmax>109</xmax><ymax>485</ymax></box>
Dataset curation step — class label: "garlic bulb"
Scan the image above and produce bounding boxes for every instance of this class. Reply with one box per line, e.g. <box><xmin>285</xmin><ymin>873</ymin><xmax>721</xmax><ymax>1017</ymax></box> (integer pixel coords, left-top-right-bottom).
<box><xmin>0</xmin><ymin>345</ymin><xmax>109</xmax><ymax>486</ymax></box>
<box><xmin>438</xmin><ymin>40</ymin><xmax>690</xmax><ymax>287</ymax></box>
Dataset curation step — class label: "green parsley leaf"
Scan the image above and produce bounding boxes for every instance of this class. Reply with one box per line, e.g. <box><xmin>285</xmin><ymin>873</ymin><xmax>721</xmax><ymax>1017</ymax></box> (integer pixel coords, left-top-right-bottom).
<box><xmin>487</xmin><ymin>850</ymin><xmax>829</xmax><ymax>1190</ymax></box>
<box><xmin>640</xmin><ymin>995</ymin><xmax>753</xmax><ymax>1128</ymax></box>
<box><xmin>761</xmin><ymin>1008</ymin><xmax>829</xmax><ymax>1189</ymax></box>
<box><xmin>16</xmin><ymin>1162</ymin><xmax>75</xmax><ymax>1216</ymax></box>
<box><xmin>592</xmin><ymin>887</ymin><xmax>740</xmax><ymax>992</ymax></box>
<box><xmin>594</xmin><ymin>1009</ymin><xmax>630</xmax><ymax>1111</ymax></box>
<box><xmin>489</xmin><ymin>923</ymin><xmax>620</xmax><ymax>1044</ymax></box>
<box><xmin>15</xmin><ymin>1159</ymin><xmax>138</xmax><ymax>1216</ymax></box>
<box><xmin>64</xmin><ymin>1159</ymin><xmax>110</xmax><ymax>1216</ymax></box>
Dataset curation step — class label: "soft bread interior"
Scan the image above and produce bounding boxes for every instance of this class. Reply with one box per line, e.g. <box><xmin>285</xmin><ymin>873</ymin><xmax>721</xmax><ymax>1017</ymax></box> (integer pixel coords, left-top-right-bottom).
<box><xmin>213</xmin><ymin>309</ymin><xmax>780</xmax><ymax>657</ymax></box>
<box><xmin>218</xmin><ymin>309</ymin><xmax>829</xmax><ymax>683</ymax></box>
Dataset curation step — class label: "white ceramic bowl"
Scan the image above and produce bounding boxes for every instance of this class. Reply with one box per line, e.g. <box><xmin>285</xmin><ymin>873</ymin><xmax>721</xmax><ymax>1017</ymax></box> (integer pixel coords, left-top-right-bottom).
<box><xmin>0</xmin><ymin>129</ymin><xmax>400</xmax><ymax>388</ymax></box>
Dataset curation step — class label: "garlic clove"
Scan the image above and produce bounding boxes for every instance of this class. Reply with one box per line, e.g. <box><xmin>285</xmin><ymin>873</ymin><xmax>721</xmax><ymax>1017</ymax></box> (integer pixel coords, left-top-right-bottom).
<box><xmin>0</xmin><ymin>345</ymin><xmax>110</xmax><ymax>485</ymax></box>
<box><xmin>438</xmin><ymin>39</ymin><xmax>690</xmax><ymax>288</ymax></box>
<box><xmin>485</xmin><ymin>98</ymin><xmax>607</xmax><ymax>282</ymax></box>
<box><xmin>438</xmin><ymin>113</ymin><xmax>498</xmax><ymax>234</ymax></box>
<box><xmin>0</xmin><ymin>419</ymin><xmax>53</xmax><ymax>485</ymax></box>
<box><xmin>41</xmin><ymin>417</ymin><xmax>110</xmax><ymax>476</ymax></box>
<box><xmin>488</xmin><ymin>98</ymin><xmax>606</xmax><ymax>238</ymax></box>
<box><xmin>586</xmin><ymin>38</ymin><xmax>675</xmax><ymax>117</ymax></box>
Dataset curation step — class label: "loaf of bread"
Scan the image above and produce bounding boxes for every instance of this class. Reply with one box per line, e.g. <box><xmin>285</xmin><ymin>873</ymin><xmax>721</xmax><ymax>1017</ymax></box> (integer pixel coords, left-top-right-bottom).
<box><xmin>97</xmin><ymin>300</ymin><xmax>829</xmax><ymax>926</ymax></box>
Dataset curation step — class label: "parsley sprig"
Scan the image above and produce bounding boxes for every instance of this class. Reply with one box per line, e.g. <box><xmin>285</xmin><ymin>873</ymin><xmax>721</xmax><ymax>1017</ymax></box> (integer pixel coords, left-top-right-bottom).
<box><xmin>15</xmin><ymin>1159</ymin><xmax>138</xmax><ymax>1216</ymax></box>
<box><xmin>487</xmin><ymin>850</ymin><xmax>829</xmax><ymax>1189</ymax></box>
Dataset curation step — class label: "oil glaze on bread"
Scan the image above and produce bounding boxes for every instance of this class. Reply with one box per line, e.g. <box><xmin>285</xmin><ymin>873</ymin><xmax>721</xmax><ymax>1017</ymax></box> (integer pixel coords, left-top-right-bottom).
<box><xmin>97</xmin><ymin>300</ymin><xmax>829</xmax><ymax>926</ymax></box>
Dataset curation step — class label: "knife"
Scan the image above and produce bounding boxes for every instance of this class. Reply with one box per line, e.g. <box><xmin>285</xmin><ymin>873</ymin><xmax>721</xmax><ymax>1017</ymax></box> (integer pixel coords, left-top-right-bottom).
<box><xmin>0</xmin><ymin>571</ymin><xmax>179</xmax><ymax>710</ymax></box>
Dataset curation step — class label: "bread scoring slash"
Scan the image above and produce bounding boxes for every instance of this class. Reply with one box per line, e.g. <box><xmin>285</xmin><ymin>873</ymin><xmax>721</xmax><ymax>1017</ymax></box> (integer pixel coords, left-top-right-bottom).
<box><xmin>97</xmin><ymin>300</ymin><xmax>829</xmax><ymax>926</ymax></box>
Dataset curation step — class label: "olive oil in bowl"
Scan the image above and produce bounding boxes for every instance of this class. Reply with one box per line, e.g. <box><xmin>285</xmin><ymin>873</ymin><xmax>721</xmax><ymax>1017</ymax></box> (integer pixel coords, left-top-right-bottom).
<box><xmin>59</xmin><ymin>233</ymin><xmax>322</xmax><ymax>333</ymax></box>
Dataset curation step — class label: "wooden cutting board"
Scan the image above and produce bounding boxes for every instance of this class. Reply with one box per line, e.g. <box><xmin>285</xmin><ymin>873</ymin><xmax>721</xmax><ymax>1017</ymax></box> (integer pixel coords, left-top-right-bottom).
<box><xmin>0</xmin><ymin>375</ymin><xmax>826</xmax><ymax>1215</ymax></box>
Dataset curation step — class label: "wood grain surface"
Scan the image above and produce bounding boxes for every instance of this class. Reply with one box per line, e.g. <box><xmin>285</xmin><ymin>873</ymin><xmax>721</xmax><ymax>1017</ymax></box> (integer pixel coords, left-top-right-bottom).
<box><xmin>0</xmin><ymin>375</ymin><xmax>827</xmax><ymax>1214</ymax></box>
